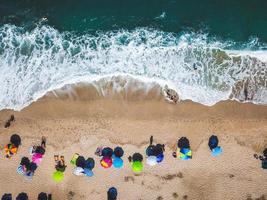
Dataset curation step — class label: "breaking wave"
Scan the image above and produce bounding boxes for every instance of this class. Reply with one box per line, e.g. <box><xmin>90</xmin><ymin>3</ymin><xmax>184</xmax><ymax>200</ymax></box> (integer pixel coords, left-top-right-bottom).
<box><xmin>0</xmin><ymin>24</ymin><xmax>266</xmax><ymax>110</ymax></box>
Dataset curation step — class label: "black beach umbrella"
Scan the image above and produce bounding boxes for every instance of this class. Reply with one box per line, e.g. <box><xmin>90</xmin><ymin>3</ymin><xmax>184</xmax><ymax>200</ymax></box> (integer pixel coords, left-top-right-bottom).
<box><xmin>101</xmin><ymin>147</ymin><xmax>113</xmax><ymax>158</ymax></box>
<box><xmin>208</xmin><ymin>135</ymin><xmax>219</xmax><ymax>150</ymax></box>
<box><xmin>20</xmin><ymin>157</ymin><xmax>30</xmax><ymax>167</ymax></box>
<box><xmin>10</xmin><ymin>134</ymin><xmax>21</xmax><ymax>147</ymax></box>
<box><xmin>16</xmin><ymin>193</ymin><xmax>28</xmax><ymax>200</ymax></box>
<box><xmin>76</xmin><ymin>156</ymin><xmax>86</xmax><ymax>168</ymax></box>
<box><xmin>146</xmin><ymin>145</ymin><xmax>155</xmax><ymax>156</ymax></box>
<box><xmin>177</xmin><ymin>137</ymin><xmax>190</xmax><ymax>149</ymax></box>
<box><xmin>29</xmin><ymin>162</ymin><xmax>38</xmax><ymax>172</ymax></box>
<box><xmin>154</xmin><ymin>144</ymin><xmax>164</xmax><ymax>156</ymax></box>
<box><xmin>132</xmin><ymin>153</ymin><xmax>143</xmax><ymax>162</ymax></box>
<box><xmin>38</xmin><ymin>193</ymin><xmax>48</xmax><ymax>200</ymax></box>
<box><xmin>263</xmin><ymin>148</ymin><xmax>267</xmax><ymax>158</ymax></box>
<box><xmin>114</xmin><ymin>146</ymin><xmax>124</xmax><ymax>158</ymax></box>
<box><xmin>107</xmin><ymin>187</ymin><xmax>118</xmax><ymax>200</ymax></box>
<box><xmin>1</xmin><ymin>194</ymin><xmax>12</xmax><ymax>200</ymax></box>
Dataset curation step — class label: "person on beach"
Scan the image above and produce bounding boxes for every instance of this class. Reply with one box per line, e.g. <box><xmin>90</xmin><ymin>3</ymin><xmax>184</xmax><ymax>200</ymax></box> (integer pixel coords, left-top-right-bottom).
<box><xmin>107</xmin><ymin>187</ymin><xmax>118</xmax><ymax>200</ymax></box>
<box><xmin>146</xmin><ymin>136</ymin><xmax>165</xmax><ymax>166</ymax></box>
<box><xmin>52</xmin><ymin>155</ymin><xmax>67</xmax><ymax>182</ymax></box>
<box><xmin>71</xmin><ymin>154</ymin><xmax>95</xmax><ymax>177</ymax></box>
<box><xmin>16</xmin><ymin>193</ymin><xmax>28</xmax><ymax>200</ymax></box>
<box><xmin>30</xmin><ymin>137</ymin><xmax>46</xmax><ymax>165</ymax></box>
<box><xmin>172</xmin><ymin>137</ymin><xmax>192</xmax><ymax>160</ymax></box>
<box><xmin>54</xmin><ymin>155</ymin><xmax>67</xmax><ymax>172</ymax></box>
<box><xmin>208</xmin><ymin>135</ymin><xmax>222</xmax><ymax>156</ymax></box>
<box><xmin>112</xmin><ymin>146</ymin><xmax>124</xmax><ymax>169</ymax></box>
<box><xmin>1</xmin><ymin>194</ymin><xmax>12</xmax><ymax>200</ymax></box>
<box><xmin>4</xmin><ymin>115</ymin><xmax>15</xmax><ymax>128</ymax></box>
<box><xmin>128</xmin><ymin>152</ymin><xmax>144</xmax><ymax>173</ymax></box>
<box><xmin>4</xmin><ymin>134</ymin><xmax>21</xmax><ymax>158</ymax></box>
<box><xmin>254</xmin><ymin>148</ymin><xmax>267</xmax><ymax>169</ymax></box>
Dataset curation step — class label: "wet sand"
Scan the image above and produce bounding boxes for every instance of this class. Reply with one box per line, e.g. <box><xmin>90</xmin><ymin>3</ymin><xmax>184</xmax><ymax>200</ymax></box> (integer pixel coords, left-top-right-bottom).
<box><xmin>0</xmin><ymin>97</ymin><xmax>266</xmax><ymax>200</ymax></box>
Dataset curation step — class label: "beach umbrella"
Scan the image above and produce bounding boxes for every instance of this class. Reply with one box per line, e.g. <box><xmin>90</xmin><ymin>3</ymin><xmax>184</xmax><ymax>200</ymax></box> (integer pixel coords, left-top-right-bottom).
<box><xmin>1</xmin><ymin>193</ymin><xmax>12</xmax><ymax>200</ymax></box>
<box><xmin>209</xmin><ymin>135</ymin><xmax>219</xmax><ymax>150</ymax></box>
<box><xmin>52</xmin><ymin>171</ymin><xmax>64</xmax><ymax>182</ymax></box>
<box><xmin>100</xmin><ymin>157</ymin><xmax>112</xmax><ymax>168</ymax></box>
<box><xmin>107</xmin><ymin>187</ymin><xmax>117</xmax><ymax>200</ymax></box>
<box><xmin>132</xmin><ymin>161</ymin><xmax>143</xmax><ymax>173</ymax></box>
<box><xmin>73</xmin><ymin>167</ymin><xmax>84</xmax><ymax>176</ymax></box>
<box><xmin>101</xmin><ymin>147</ymin><xmax>113</xmax><ymax>157</ymax></box>
<box><xmin>32</xmin><ymin>153</ymin><xmax>43</xmax><ymax>165</ymax></box>
<box><xmin>84</xmin><ymin>168</ymin><xmax>94</xmax><ymax>177</ymax></box>
<box><xmin>132</xmin><ymin>153</ymin><xmax>143</xmax><ymax>162</ymax></box>
<box><xmin>113</xmin><ymin>157</ymin><xmax>123</xmax><ymax>169</ymax></box>
<box><xmin>114</xmin><ymin>146</ymin><xmax>124</xmax><ymax>158</ymax></box>
<box><xmin>76</xmin><ymin>156</ymin><xmax>86</xmax><ymax>168</ymax></box>
<box><xmin>10</xmin><ymin>134</ymin><xmax>21</xmax><ymax>147</ymax></box>
<box><xmin>146</xmin><ymin>156</ymin><xmax>157</xmax><ymax>166</ymax></box>
<box><xmin>211</xmin><ymin>146</ymin><xmax>222</xmax><ymax>157</ymax></box>
<box><xmin>85</xmin><ymin>158</ymin><xmax>95</xmax><ymax>170</ymax></box>
<box><xmin>16</xmin><ymin>193</ymin><xmax>28</xmax><ymax>200</ymax></box>
<box><xmin>38</xmin><ymin>192</ymin><xmax>48</xmax><ymax>200</ymax></box>
<box><xmin>156</xmin><ymin>153</ymin><xmax>164</xmax><ymax>163</ymax></box>
<box><xmin>179</xmin><ymin>148</ymin><xmax>192</xmax><ymax>160</ymax></box>
<box><xmin>178</xmin><ymin>137</ymin><xmax>190</xmax><ymax>149</ymax></box>
<box><xmin>146</xmin><ymin>145</ymin><xmax>155</xmax><ymax>156</ymax></box>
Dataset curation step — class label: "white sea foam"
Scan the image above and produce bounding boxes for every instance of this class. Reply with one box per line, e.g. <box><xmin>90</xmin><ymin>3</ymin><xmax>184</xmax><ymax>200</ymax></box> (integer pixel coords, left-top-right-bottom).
<box><xmin>0</xmin><ymin>24</ymin><xmax>266</xmax><ymax>110</ymax></box>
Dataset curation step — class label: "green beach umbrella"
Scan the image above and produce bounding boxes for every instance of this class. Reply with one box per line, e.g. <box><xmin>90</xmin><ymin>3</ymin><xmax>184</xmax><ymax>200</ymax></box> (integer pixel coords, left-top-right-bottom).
<box><xmin>53</xmin><ymin>171</ymin><xmax>64</xmax><ymax>182</ymax></box>
<box><xmin>132</xmin><ymin>161</ymin><xmax>143</xmax><ymax>173</ymax></box>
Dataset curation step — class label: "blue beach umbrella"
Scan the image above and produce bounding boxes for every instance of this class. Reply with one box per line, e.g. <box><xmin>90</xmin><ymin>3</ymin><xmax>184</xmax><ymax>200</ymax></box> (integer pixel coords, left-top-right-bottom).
<box><xmin>84</xmin><ymin>168</ymin><xmax>94</xmax><ymax>177</ymax></box>
<box><xmin>156</xmin><ymin>153</ymin><xmax>164</xmax><ymax>163</ymax></box>
<box><xmin>113</xmin><ymin>157</ymin><xmax>123</xmax><ymax>169</ymax></box>
<box><xmin>212</xmin><ymin>146</ymin><xmax>222</xmax><ymax>157</ymax></box>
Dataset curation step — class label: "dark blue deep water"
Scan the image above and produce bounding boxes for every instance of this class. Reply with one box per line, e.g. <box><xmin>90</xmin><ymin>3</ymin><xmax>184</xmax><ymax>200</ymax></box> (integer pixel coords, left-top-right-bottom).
<box><xmin>1</xmin><ymin>0</ymin><xmax>267</xmax><ymax>43</ymax></box>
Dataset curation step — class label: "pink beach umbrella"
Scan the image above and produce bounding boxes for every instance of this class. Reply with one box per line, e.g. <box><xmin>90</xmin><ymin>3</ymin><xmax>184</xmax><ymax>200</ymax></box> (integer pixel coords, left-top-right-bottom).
<box><xmin>32</xmin><ymin>153</ymin><xmax>43</xmax><ymax>165</ymax></box>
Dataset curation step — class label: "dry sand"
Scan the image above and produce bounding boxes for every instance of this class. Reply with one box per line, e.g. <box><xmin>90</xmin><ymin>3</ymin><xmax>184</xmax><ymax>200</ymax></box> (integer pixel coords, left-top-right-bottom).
<box><xmin>0</xmin><ymin>97</ymin><xmax>266</xmax><ymax>200</ymax></box>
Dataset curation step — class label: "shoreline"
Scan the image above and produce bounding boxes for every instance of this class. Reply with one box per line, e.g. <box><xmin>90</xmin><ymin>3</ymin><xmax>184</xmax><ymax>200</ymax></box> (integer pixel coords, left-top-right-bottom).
<box><xmin>0</xmin><ymin>98</ymin><xmax>266</xmax><ymax>199</ymax></box>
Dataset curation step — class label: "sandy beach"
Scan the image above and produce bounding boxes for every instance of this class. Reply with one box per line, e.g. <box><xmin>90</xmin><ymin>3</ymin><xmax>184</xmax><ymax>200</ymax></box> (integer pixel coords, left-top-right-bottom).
<box><xmin>0</xmin><ymin>97</ymin><xmax>266</xmax><ymax>200</ymax></box>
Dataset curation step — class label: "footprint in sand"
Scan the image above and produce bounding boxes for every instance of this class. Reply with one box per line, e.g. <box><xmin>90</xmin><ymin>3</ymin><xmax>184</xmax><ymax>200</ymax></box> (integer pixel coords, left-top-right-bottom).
<box><xmin>172</xmin><ymin>192</ymin><xmax>179</xmax><ymax>198</ymax></box>
<box><xmin>124</xmin><ymin>176</ymin><xmax>135</xmax><ymax>183</ymax></box>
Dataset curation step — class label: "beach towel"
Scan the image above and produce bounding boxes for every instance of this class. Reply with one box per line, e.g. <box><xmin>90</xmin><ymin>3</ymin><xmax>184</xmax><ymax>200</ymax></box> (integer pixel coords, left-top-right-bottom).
<box><xmin>179</xmin><ymin>148</ymin><xmax>192</xmax><ymax>160</ymax></box>
<box><xmin>70</xmin><ymin>153</ymin><xmax>79</xmax><ymax>166</ymax></box>
<box><xmin>17</xmin><ymin>165</ymin><xmax>25</xmax><ymax>175</ymax></box>
<box><xmin>32</xmin><ymin>153</ymin><xmax>43</xmax><ymax>165</ymax></box>
<box><xmin>73</xmin><ymin>167</ymin><xmax>84</xmax><ymax>176</ymax></box>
